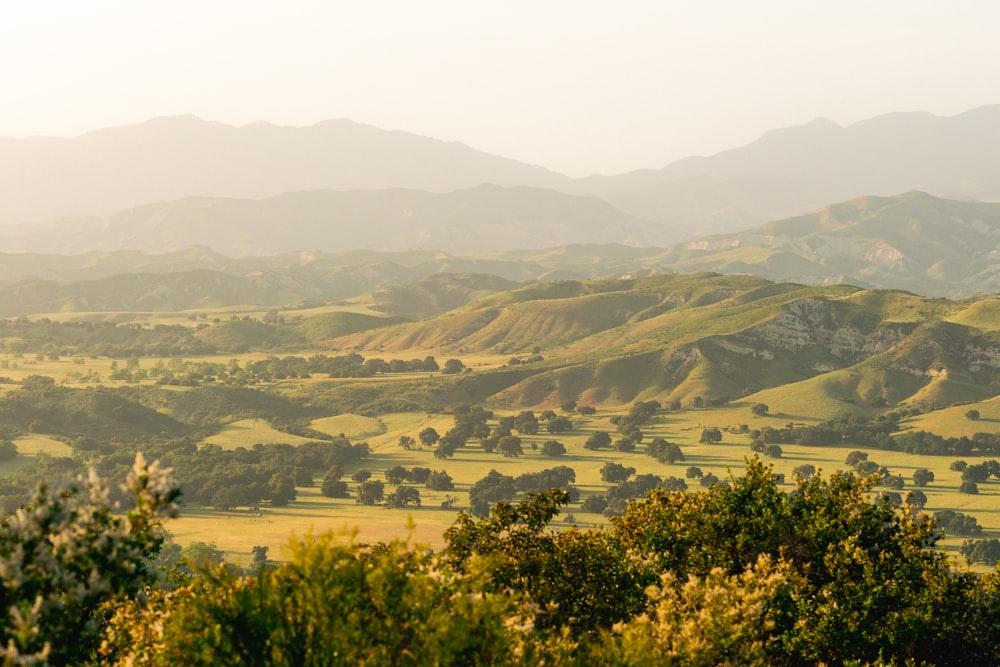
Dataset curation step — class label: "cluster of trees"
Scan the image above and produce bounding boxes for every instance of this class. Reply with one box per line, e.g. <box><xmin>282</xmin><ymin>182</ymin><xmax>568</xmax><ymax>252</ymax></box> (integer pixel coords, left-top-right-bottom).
<box><xmin>948</xmin><ymin>458</ymin><xmax>1000</xmax><ymax>494</ymax></box>
<box><xmin>109</xmin><ymin>352</ymin><xmax>452</xmax><ymax>386</ymax></box>
<box><xmin>608</xmin><ymin>400</ymin><xmax>660</xmax><ymax>450</ymax></box>
<box><xmin>0</xmin><ymin>317</ymin><xmax>218</xmax><ymax>358</ymax></box>
<box><xmin>321</xmin><ymin>463</ymin><xmax>454</xmax><ymax>504</ymax></box>
<box><xmin>752</xmin><ymin>412</ymin><xmax>1000</xmax><ymax>456</ymax></box>
<box><xmin>11</xmin><ymin>454</ymin><xmax>1000</xmax><ymax>664</ymax></box>
<box><xmin>152</xmin><ymin>438</ymin><xmax>370</xmax><ymax>510</ymax></box>
<box><xmin>422</xmin><ymin>406</ymin><xmax>575</xmax><ymax>460</ymax></box>
<box><xmin>583</xmin><ymin>472</ymin><xmax>689</xmax><ymax>516</ymax></box>
<box><xmin>647</xmin><ymin>437</ymin><xmax>685</xmax><ymax>464</ymax></box>
<box><xmin>467</xmin><ymin>466</ymin><xmax>578</xmax><ymax>516</ymax></box>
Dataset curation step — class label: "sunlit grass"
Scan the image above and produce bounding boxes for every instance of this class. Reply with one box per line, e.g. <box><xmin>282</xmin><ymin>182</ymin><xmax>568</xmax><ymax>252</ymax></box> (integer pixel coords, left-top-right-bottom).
<box><xmin>203</xmin><ymin>419</ymin><xmax>318</xmax><ymax>449</ymax></box>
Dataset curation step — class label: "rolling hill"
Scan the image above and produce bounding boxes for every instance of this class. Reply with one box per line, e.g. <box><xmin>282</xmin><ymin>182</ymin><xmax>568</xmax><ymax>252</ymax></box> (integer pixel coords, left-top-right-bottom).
<box><xmin>331</xmin><ymin>273</ymin><xmax>1000</xmax><ymax>412</ymax></box>
<box><xmin>0</xmin><ymin>189</ymin><xmax>996</xmax><ymax>319</ymax></box>
<box><xmin>642</xmin><ymin>191</ymin><xmax>1000</xmax><ymax>296</ymax></box>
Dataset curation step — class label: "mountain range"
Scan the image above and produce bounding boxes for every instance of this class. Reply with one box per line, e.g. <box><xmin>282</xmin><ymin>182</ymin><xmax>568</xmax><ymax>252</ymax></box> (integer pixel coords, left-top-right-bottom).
<box><xmin>0</xmin><ymin>190</ymin><xmax>994</xmax><ymax>316</ymax></box>
<box><xmin>4</xmin><ymin>105</ymin><xmax>1000</xmax><ymax>239</ymax></box>
<box><xmin>1</xmin><ymin>106</ymin><xmax>999</xmax><ymax>306</ymax></box>
<box><xmin>0</xmin><ymin>185</ymin><xmax>674</xmax><ymax>255</ymax></box>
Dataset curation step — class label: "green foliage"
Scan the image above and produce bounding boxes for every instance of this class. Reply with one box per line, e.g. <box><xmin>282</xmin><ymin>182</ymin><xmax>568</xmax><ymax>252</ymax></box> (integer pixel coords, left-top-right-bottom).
<box><xmin>418</xmin><ymin>427</ymin><xmax>440</xmax><ymax>446</ymax></box>
<box><xmin>584</xmin><ymin>431</ymin><xmax>611</xmax><ymax>450</ymax></box>
<box><xmin>962</xmin><ymin>539</ymin><xmax>1000</xmax><ymax>566</ymax></box>
<box><xmin>792</xmin><ymin>464</ymin><xmax>816</xmax><ymax>479</ymax></box>
<box><xmin>0</xmin><ymin>454</ymin><xmax>179</xmax><ymax>664</ymax></box>
<box><xmin>546</xmin><ymin>415</ymin><xmax>573</xmax><ymax>434</ymax></box>
<box><xmin>441</xmin><ymin>358</ymin><xmax>466</xmax><ymax>375</ymax></box>
<box><xmin>385</xmin><ymin>485</ymin><xmax>421</xmax><ymax>508</ymax></box>
<box><xmin>934</xmin><ymin>510</ymin><xmax>984</xmax><ymax>537</ymax></box>
<box><xmin>496</xmin><ymin>435</ymin><xmax>524</xmax><ymax>458</ymax></box>
<box><xmin>468</xmin><ymin>470</ymin><xmax>516</xmax><ymax>516</ymax></box>
<box><xmin>611</xmin><ymin>457</ymin><xmax>958</xmax><ymax>665</ymax></box>
<box><xmin>601</xmin><ymin>462</ymin><xmax>635</xmax><ymax>483</ymax></box>
<box><xmin>106</xmin><ymin>534</ymin><xmax>526</xmax><ymax>665</ymax></box>
<box><xmin>356</xmin><ymin>480</ymin><xmax>385</xmax><ymax>505</ymax></box>
<box><xmin>513</xmin><ymin>466</ymin><xmax>576</xmax><ymax>495</ymax></box>
<box><xmin>540</xmin><ymin>440</ymin><xmax>566</xmax><ymax>457</ymax></box>
<box><xmin>597</xmin><ymin>555</ymin><xmax>791</xmax><ymax>666</ymax></box>
<box><xmin>181</xmin><ymin>541</ymin><xmax>226</xmax><ymax>568</ymax></box>
<box><xmin>960</xmin><ymin>481</ymin><xmax>980</xmax><ymax>494</ymax></box>
<box><xmin>699</xmin><ymin>427</ymin><xmax>722</xmax><ymax>444</ymax></box>
<box><xmin>912</xmin><ymin>468</ymin><xmax>935</xmax><ymax>486</ymax></box>
<box><xmin>425</xmin><ymin>470</ymin><xmax>455</xmax><ymax>491</ymax></box>
<box><xmin>7</xmin><ymin>447</ymin><xmax>1000</xmax><ymax>665</ymax></box>
<box><xmin>444</xmin><ymin>490</ymin><xmax>644</xmax><ymax>637</ymax></box>
<box><xmin>647</xmin><ymin>438</ymin><xmax>684</xmax><ymax>464</ymax></box>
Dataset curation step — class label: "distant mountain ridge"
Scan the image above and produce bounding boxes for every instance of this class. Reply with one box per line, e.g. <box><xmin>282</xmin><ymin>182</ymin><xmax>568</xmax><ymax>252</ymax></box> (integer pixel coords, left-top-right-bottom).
<box><xmin>580</xmin><ymin>106</ymin><xmax>1000</xmax><ymax>235</ymax></box>
<box><xmin>0</xmin><ymin>115</ymin><xmax>572</xmax><ymax>224</ymax></box>
<box><xmin>0</xmin><ymin>184</ymin><xmax>676</xmax><ymax>255</ymax></box>
<box><xmin>0</xmin><ymin>191</ymin><xmax>996</xmax><ymax>317</ymax></box>
<box><xmin>4</xmin><ymin>106</ymin><xmax>1000</xmax><ymax>239</ymax></box>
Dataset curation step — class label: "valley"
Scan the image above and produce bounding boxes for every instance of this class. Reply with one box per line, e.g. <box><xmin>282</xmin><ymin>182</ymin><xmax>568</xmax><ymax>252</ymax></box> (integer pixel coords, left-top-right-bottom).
<box><xmin>0</xmin><ymin>271</ymin><xmax>997</xmax><ymax>567</ymax></box>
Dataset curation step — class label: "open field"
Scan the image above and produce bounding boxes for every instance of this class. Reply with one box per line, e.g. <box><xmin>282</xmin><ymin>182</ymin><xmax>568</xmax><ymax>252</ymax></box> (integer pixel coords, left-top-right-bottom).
<box><xmin>901</xmin><ymin>395</ymin><xmax>1000</xmax><ymax>437</ymax></box>
<box><xmin>1</xmin><ymin>275</ymin><xmax>998</xmax><ymax>570</ymax></box>
<box><xmin>163</xmin><ymin>405</ymin><xmax>1000</xmax><ymax>567</ymax></box>
<box><xmin>203</xmin><ymin>419</ymin><xmax>319</xmax><ymax>449</ymax></box>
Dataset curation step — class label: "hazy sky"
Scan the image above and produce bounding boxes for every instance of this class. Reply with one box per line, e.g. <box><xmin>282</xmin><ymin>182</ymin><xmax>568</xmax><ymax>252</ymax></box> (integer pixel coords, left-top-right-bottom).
<box><xmin>2</xmin><ymin>1</ymin><xmax>997</xmax><ymax>176</ymax></box>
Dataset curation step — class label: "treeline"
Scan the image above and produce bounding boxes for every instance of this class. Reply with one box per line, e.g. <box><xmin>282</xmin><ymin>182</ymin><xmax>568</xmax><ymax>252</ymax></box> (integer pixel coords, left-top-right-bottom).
<box><xmin>106</xmin><ymin>353</ymin><xmax>452</xmax><ymax>386</ymax></box>
<box><xmin>149</xmin><ymin>438</ymin><xmax>371</xmax><ymax>510</ymax></box>
<box><xmin>756</xmin><ymin>412</ymin><xmax>1000</xmax><ymax>456</ymax></box>
<box><xmin>0</xmin><ymin>317</ymin><xmax>217</xmax><ymax>358</ymax></box>
<box><xmin>10</xmin><ymin>455</ymin><xmax>1000</xmax><ymax>665</ymax></box>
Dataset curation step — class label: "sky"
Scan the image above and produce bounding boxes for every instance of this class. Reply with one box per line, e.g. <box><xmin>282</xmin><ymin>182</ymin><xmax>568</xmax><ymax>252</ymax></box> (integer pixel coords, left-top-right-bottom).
<box><xmin>1</xmin><ymin>1</ymin><xmax>998</xmax><ymax>177</ymax></box>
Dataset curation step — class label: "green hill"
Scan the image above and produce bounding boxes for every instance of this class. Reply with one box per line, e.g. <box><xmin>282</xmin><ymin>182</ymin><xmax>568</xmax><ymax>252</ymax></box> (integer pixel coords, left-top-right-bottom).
<box><xmin>333</xmin><ymin>273</ymin><xmax>1000</xmax><ymax>411</ymax></box>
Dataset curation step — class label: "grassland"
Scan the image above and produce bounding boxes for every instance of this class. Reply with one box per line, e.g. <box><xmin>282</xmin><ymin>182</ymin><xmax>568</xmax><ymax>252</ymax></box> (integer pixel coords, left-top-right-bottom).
<box><xmin>163</xmin><ymin>402</ymin><xmax>1000</xmax><ymax>566</ymax></box>
<box><xmin>203</xmin><ymin>419</ymin><xmax>319</xmax><ymax>449</ymax></box>
<box><xmin>1</xmin><ymin>272</ymin><xmax>998</xmax><ymax>568</ymax></box>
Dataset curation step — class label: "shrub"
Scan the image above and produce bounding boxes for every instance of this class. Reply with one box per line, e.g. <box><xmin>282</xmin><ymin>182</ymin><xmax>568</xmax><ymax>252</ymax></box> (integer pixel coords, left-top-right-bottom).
<box><xmin>0</xmin><ymin>454</ymin><xmax>179</xmax><ymax>663</ymax></box>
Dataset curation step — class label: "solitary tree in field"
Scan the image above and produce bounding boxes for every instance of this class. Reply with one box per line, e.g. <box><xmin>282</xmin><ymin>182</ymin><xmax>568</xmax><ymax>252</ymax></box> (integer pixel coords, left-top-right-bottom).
<box><xmin>751</xmin><ymin>403</ymin><xmax>769</xmax><ymax>416</ymax></box>
<box><xmin>699</xmin><ymin>428</ymin><xmax>723</xmax><ymax>444</ymax></box>
<box><xmin>442</xmin><ymin>358</ymin><xmax>465</xmax><ymax>375</ymax></box>
<box><xmin>966</xmin><ymin>409</ymin><xmax>981</xmax><ymax>421</ymax></box>
<box><xmin>541</xmin><ymin>440</ymin><xmax>566</xmax><ymax>457</ymax></box>
<box><xmin>912</xmin><ymin>468</ymin><xmax>935</xmax><ymax>486</ymax></box>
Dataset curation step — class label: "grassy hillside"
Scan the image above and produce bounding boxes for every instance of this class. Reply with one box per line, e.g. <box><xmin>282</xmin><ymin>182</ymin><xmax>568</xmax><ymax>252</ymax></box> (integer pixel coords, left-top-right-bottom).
<box><xmin>333</xmin><ymin>273</ymin><xmax>1000</xmax><ymax>412</ymax></box>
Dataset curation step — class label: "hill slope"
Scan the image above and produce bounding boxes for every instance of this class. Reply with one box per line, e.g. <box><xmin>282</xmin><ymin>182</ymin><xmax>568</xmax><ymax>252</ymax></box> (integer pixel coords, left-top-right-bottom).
<box><xmin>333</xmin><ymin>273</ymin><xmax>1000</xmax><ymax>411</ymax></box>
<box><xmin>645</xmin><ymin>191</ymin><xmax>1000</xmax><ymax>296</ymax></box>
